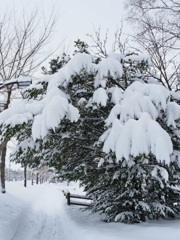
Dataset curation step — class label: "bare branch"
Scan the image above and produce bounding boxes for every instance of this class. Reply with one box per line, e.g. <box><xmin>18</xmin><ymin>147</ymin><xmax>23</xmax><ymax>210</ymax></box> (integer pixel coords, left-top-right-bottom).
<box><xmin>0</xmin><ymin>8</ymin><xmax>56</xmax><ymax>81</ymax></box>
<box><xmin>87</xmin><ymin>23</ymin><xmax>129</xmax><ymax>58</ymax></box>
<box><xmin>125</xmin><ymin>0</ymin><xmax>180</xmax><ymax>90</ymax></box>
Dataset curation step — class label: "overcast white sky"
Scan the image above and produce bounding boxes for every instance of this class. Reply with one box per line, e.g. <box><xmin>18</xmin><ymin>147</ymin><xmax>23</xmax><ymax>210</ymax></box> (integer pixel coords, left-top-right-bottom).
<box><xmin>0</xmin><ymin>0</ymin><xmax>129</xmax><ymax>54</ymax></box>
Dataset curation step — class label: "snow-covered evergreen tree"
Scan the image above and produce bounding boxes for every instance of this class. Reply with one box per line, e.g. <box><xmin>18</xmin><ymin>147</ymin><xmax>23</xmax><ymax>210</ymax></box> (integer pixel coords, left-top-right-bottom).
<box><xmin>0</xmin><ymin>43</ymin><xmax>179</xmax><ymax>223</ymax></box>
<box><xmin>88</xmin><ymin>81</ymin><xmax>180</xmax><ymax>223</ymax></box>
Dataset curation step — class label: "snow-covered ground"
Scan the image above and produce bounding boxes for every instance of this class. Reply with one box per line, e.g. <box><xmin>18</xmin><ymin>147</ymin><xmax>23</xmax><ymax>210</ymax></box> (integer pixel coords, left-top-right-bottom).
<box><xmin>0</xmin><ymin>181</ymin><xmax>180</xmax><ymax>240</ymax></box>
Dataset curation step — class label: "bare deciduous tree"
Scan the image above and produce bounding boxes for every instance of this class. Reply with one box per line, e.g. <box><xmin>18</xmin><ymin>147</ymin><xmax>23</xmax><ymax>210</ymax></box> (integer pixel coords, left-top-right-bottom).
<box><xmin>125</xmin><ymin>0</ymin><xmax>180</xmax><ymax>41</ymax></box>
<box><xmin>0</xmin><ymin>8</ymin><xmax>56</xmax><ymax>193</ymax></box>
<box><xmin>87</xmin><ymin>24</ymin><xmax>129</xmax><ymax>58</ymax></box>
<box><xmin>125</xmin><ymin>0</ymin><xmax>180</xmax><ymax>91</ymax></box>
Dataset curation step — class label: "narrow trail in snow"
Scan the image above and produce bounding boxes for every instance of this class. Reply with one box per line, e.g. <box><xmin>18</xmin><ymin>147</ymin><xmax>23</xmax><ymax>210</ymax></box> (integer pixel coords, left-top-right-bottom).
<box><xmin>11</xmin><ymin>184</ymin><xmax>67</xmax><ymax>240</ymax></box>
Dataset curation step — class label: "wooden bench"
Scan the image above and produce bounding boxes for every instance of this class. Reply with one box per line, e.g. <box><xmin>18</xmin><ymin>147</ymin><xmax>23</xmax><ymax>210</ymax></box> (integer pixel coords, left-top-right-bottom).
<box><xmin>62</xmin><ymin>190</ymin><xmax>92</xmax><ymax>207</ymax></box>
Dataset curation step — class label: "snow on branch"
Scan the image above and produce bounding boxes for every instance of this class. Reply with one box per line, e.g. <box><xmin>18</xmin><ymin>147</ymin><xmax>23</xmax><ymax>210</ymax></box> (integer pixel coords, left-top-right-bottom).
<box><xmin>103</xmin><ymin>113</ymin><xmax>173</xmax><ymax>164</ymax></box>
<box><xmin>94</xmin><ymin>57</ymin><xmax>123</xmax><ymax>88</ymax></box>
<box><xmin>47</xmin><ymin>53</ymin><xmax>95</xmax><ymax>90</ymax></box>
<box><xmin>101</xmin><ymin>82</ymin><xmax>175</xmax><ymax>164</ymax></box>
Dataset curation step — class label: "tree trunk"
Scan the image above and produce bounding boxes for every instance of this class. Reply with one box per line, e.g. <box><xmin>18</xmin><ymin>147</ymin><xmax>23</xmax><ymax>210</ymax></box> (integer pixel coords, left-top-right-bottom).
<box><xmin>24</xmin><ymin>166</ymin><xmax>27</xmax><ymax>187</ymax></box>
<box><xmin>0</xmin><ymin>141</ymin><xmax>8</xmax><ymax>193</ymax></box>
<box><xmin>36</xmin><ymin>172</ymin><xmax>39</xmax><ymax>184</ymax></box>
<box><xmin>31</xmin><ymin>172</ymin><xmax>34</xmax><ymax>185</ymax></box>
<box><xmin>0</xmin><ymin>90</ymin><xmax>12</xmax><ymax>194</ymax></box>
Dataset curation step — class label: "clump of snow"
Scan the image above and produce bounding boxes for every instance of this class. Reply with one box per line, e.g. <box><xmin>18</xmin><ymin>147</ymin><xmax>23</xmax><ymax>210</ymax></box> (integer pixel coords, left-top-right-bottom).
<box><xmin>108</xmin><ymin>52</ymin><xmax>123</xmax><ymax>62</ymax></box>
<box><xmin>146</xmin><ymin>114</ymin><xmax>173</xmax><ymax>164</ymax></box>
<box><xmin>0</xmin><ymin>100</ymin><xmax>33</xmax><ymax>128</ymax></box>
<box><xmin>94</xmin><ymin>57</ymin><xmax>123</xmax><ymax>88</ymax></box>
<box><xmin>78</xmin><ymin>98</ymin><xmax>87</xmax><ymax>105</ymax></box>
<box><xmin>32</xmin><ymin>95</ymin><xmax>69</xmax><ymax>140</ymax></box>
<box><xmin>127</xmin><ymin>82</ymin><xmax>170</xmax><ymax>112</ymax></box>
<box><xmin>124</xmin><ymin>53</ymin><xmax>150</xmax><ymax>64</ymax></box>
<box><xmin>47</xmin><ymin>53</ymin><xmax>95</xmax><ymax>90</ymax></box>
<box><xmin>108</xmin><ymin>87</ymin><xmax>123</xmax><ymax>104</ymax></box>
<box><xmin>93</xmin><ymin>88</ymin><xmax>108</xmax><ymax>106</ymax></box>
<box><xmin>103</xmin><ymin>119</ymin><xmax>123</xmax><ymax>153</ymax></box>
<box><xmin>114</xmin><ymin>212</ymin><xmax>134</xmax><ymax>222</ymax></box>
<box><xmin>151</xmin><ymin>166</ymin><xmax>169</xmax><ymax>184</ymax></box>
<box><xmin>25</xmin><ymin>100</ymin><xmax>44</xmax><ymax>115</ymax></box>
<box><xmin>4</xmin><ymin>112</ymin><xmax>33</xmax><ymax>128</ymax></box>
<box><xmin>66</xmin><ymin>104</ymin><xmax>80</xmax><ymax>122</ymax></box>
<box><xmin>120</xmin><ymin>91</ymin><xmax>158</xmax><ymax>122</ymax></box>
<box><xmin>105</xmin><ymin>104</ymin><xmax>121</xmax><ymax>126</ymax></box>
<box><xmin>104</xmin><ymin>82</ymin><xmax>170</xmax><ymax>127</ymax></box>
<box><xmin>166</xmin><ymin>102</ymin><xmax>180</xmax><ymax>127</ymax></box>
<box><xmin>0</xmin><ymin>84</ymin><xmax>79</xmax><ymax>140</ymax></box>
<box><xmin>98</xmin><ymin>158</ymin><xmax>105</xmax><ymax>167</ymax></box>
<box><xmin>31</xmin><ymin>86</ymin><xmax>79</xmax><ymax>140</ymax></box>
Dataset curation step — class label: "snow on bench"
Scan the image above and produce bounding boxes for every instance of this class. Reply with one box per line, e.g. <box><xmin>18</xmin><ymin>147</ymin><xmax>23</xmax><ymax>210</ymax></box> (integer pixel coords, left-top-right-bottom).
<box><xmin>62</xmin><ymin>190</ymin><xmax>93</xmax><ymax>207</ymax></box>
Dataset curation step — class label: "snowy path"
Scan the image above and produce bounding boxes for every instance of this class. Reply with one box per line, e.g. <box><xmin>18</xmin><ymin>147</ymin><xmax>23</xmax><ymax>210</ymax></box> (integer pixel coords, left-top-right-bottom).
<box><xmin>10</xmin><ymin>184</ymin><xmax>69</xmax><ymax>240</ymax></box>
<box><xmin>1</xmin><ymin>182</ymin><xmax>180</xmax><ymax>240</ymax></box>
